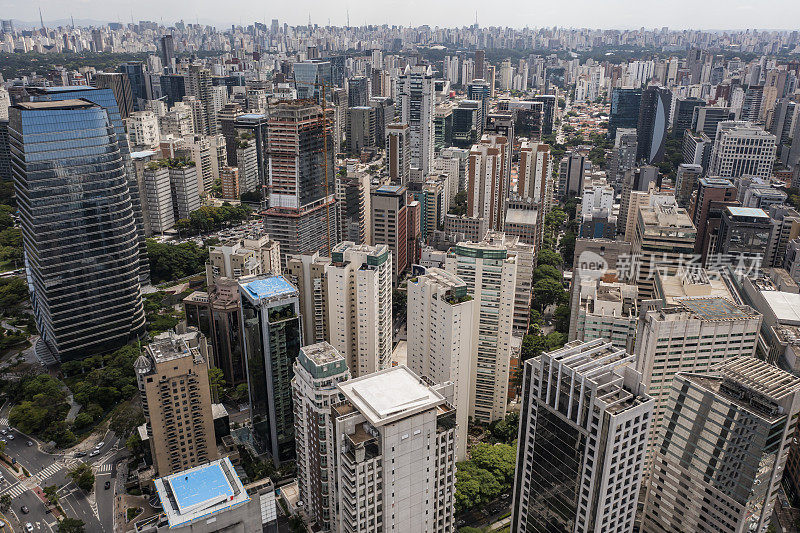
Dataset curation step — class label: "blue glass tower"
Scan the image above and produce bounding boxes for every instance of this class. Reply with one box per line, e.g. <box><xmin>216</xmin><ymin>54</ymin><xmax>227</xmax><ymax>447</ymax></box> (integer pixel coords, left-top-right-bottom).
<box><xmin>609</xmin><ymin>88</ymin><xmax>643</xmax><ymax>140</ymax></box>
<box><xmin>9</xmin><ymin>99</ymin><xmax>146</xmax><ymax>362</ymax></box>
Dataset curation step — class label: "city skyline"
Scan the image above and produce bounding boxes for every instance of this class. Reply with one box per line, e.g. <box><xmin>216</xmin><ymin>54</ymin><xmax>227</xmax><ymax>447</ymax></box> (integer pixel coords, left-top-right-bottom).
<box><xmin>3</xmin><ymin>1</ymin><xmax>800</xmax><ymax>32</ymax></box>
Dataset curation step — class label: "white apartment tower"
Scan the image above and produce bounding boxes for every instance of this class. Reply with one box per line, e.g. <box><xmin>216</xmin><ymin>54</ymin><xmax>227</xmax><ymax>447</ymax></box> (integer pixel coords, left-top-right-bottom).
<box><xmin>331</xmin><ymin>366</ymin><xmax>457</xmax><ymax>533</ymax></box>
<box><xmin>516</xmin><ymin>140</ymin><xmax>552</xmax><ymax>209</ymax></box>
<box><xmin>467</xmin><ymin>134</ymin><xmax>511</xmax><ymax>231</ymax></box>
<box><xmin>125</xmin><ymin>110</ymin><xmax>160</xmax><ymax>148</ymax></box>
<box><xmin>407</xmin><ymin>267</ymin><xmax>475</xmax><ymax>461</ymax></box>
<box><xmin>398</xmin><ymin>66</ymin><xmax>435</xmax><ymax>176</ymax></box>
<box><xmin>511</xmin><ymin>339</ymin><xmax>654</xmax><ymax>533</ymax></box>
<box><xmin>445</xmin><ymin>236</ymin><xmax>517</xmax><ymax>422</ymax></box>
<box><xmin>292</xmin><ymin>342</ymin><xmax>352</xmax><ymax>532</ymax></box>
<box><xmin>642</xmin><ymin>357</ymin><xmax>800</xmax><ymax>533</ymax></box>
<box><xmin>386</xmin><ymin>122</ymin><xmax>410</xmax><ymax>184</ymax></box>
<box><xmin>326</xmin><ymin>242</ymin><xmax>393</xmax><ymax>377</ymax></box>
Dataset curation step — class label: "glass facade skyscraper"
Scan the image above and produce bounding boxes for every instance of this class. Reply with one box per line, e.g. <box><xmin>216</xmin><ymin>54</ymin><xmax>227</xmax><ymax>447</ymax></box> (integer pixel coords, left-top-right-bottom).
<box><xmin>27</xmin><ymin>85</ymin><xmax>150</xmax><ymax>284</ymax></box>
<box><xmin>9</xmin><ymin>100</ymin><xmax>146</xmax><ymax>362</ymax></box>
<box><xmin>608</xmin><ymin>87</ymin><xmax>642</xmax><ymax>139</ymax></box>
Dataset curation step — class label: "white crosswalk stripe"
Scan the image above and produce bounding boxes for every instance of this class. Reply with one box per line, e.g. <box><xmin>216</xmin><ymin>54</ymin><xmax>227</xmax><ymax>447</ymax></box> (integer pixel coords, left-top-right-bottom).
<box><xmin>97</xmin><ymin>463</ymin><xmax>113</xmax><ymax>474</ymax></box>
<box><xmin>0</xmin><ymin>418</ymin><xmax>9</xmax><ymax>426</ymax></box>
<box><xmin>0</xmin><ymin>482</ymin><xmax>28</xmax><ymax>498</ymax></box>
<box><xmin>36</xmin><ymin>463</ymin><xmax>63</xmax><ymax>481</ymax></box>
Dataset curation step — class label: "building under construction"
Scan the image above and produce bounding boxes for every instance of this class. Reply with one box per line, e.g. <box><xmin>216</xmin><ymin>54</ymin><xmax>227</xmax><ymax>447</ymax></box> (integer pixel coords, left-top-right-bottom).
<box><xmin>264</xmin><ymin>99</ymin><xmax>339</xmax><ymax>263</ymax></box>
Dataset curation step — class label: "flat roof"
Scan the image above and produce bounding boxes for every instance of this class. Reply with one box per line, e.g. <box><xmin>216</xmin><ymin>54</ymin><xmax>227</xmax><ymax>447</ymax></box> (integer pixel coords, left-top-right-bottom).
<box><xmin>155</xmin><ymin>457</ymin><xmax>250</xmax><ymax>528</ymax></box>
<box><xmin>504</xmin><ymin>207</ymin><xmax>538</xmax><ymax>226</ymax></box>
<box><xmin>131</xmin><ymin>150</ymin><xmax>158</xmax><ymax>159</ymax></box>
<box><xmin>375</xmin><ymin>184</ymin><xmax>405</xmax><ymax>195</ymax></box>
<box><xmin>241</xmin><ymin>275</ymin><xmax>296</xmax><ymax>301</ymax></box>
<box><xmin>168</xmin><ymin>462</ymin><xmax>234</xmax><ymax>513</ymax></box>
<box><xmin>15</xmin><ymin>99</ymin><xmax>96</xmax><ymax>110</ymax></box>
<box><xmin>727</xmin><ymin>206</ymin><xmax>769</xmax><ymax>218</ymax></box>
<box><xmin>34</xmin><ymin>85</ymin><xmax>95</xmax><ymax>92</ymax></box>
<box><xmin>338</xmin><ymin>366</ymin><xmax>444</xmax><ymax>426</ymax></box>
<box><xmin>237</xmin><ymin>113</ymin><xmax>266</xmax><ymax>120</ymax></box>
<box><xmin>762</xmin><ymin>291</ymin><xmax>800</xmax><ymax>325</ymax></box>
<box><xmin>678</xmin><ymin>297</ymin><xmax>753</xmax><ymax>320</ymax></box>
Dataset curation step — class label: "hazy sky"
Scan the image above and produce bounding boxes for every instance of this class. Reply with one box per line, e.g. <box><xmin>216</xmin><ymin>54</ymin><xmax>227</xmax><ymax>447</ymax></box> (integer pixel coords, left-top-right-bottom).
<box><xmin>3</xmin><ymin>0</ymin><xmax>799</xmax><ymax>31</ymax></box>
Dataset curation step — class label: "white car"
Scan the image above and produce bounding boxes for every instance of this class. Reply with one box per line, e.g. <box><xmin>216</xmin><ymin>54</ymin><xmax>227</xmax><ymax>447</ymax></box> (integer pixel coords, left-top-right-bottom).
<box><xmin>25</xmin><ymin>523</ymin><xmax>33</xmax><ymax>532</ymax></box>
<box><xmin>6</xmin><ymin>434</ymin><xmax>13</xmax><ymax>440</ymax></box>
<box><xmin>89</xmin><ymin>450</ymin><xmax>101</xmax><ymax>457</ymax></box>
<box><xmin>95</xmin><ymin>442</ymin><xmax>105</xmax><ymax>449</ymax></box>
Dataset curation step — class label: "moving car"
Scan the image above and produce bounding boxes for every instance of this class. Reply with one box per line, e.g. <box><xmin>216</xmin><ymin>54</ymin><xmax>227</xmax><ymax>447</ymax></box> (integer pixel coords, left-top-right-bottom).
<box><xmin>25</xmin><ymin>523</ymin><xmax>33</xmax><ymax>532</ymax></box>
<box><xmin>20</xmin><ymin>505</ymin><xmax>29</xmax><ymax>514</ymax></box>
<box><xmin>104</xmin><ymin>481</ymin><xmax>111</xmax><ymax>490</ymax></box>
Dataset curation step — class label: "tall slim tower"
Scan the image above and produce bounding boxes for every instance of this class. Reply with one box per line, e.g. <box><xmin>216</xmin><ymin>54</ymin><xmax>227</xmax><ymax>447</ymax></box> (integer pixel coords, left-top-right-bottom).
<box><xmin>399</xmin><ymin>66</ymin><xmax>435</xmax><ymax>177</ymax></box>
<box><xmin>9</xmin><ymin>100</ymin><xmax>146</xmax><ymax>362</ymax></box>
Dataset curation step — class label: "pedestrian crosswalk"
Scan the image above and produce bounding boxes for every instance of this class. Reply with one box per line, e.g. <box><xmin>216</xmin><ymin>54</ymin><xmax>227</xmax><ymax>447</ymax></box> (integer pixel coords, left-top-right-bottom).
<box><xmin>0</xmin><ymin>482</ymin><xmax>27</xmax><ymax>498</ymax></box>
<box><xmin>0</xmin><ymin>418</ymin><xmax>9</xmax><ymax>426</ymax></box>
<box><xmin>35</xmin><ymin>463</ymin><xmax>63</xmax><ymax>482</ymax></box>
<box><xmin>97</xmin><ymin>463</ymin><xmax>113</xmax><ymax>474</ymax></box>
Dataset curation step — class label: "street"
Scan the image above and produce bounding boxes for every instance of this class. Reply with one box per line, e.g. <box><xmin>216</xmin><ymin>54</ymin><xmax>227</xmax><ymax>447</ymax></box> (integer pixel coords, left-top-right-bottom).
<box><xmin>0</xmin><ymin>401</ymin><xmax>116</xmax><ymax>531</ymax></box>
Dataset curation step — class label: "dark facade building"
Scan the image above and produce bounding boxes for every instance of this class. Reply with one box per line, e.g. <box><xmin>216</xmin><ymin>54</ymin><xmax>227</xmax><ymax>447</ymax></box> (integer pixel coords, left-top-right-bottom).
<box><xmin>636</xmin><ymin>86</ymin><xmax>672</xmax><ymax>164</ymax></box>
<box><xmin>0</xmin><ymin>119</ymin><xmax>10</xmax><ymax>181</ymax></box>
<box><xmin>94</xmin><ymin>72</ymin><xmax>135</xmax><ymax>119</ymax></box>
<box><xmin>672</xmin><ymin>96</ymin><xmax>705</xmax><ymax>133</ymax></box>
<box><xmin>160</xmin><ymin>34</ymin><xmax>175</xmax><ymax>72</ymax></box>
<box><xmin>689</xmin><ymin>177</ymin><xmax>739</xmax><ymax>265</ymax></box>
<box><xmin>118</xmin><ymin>61</ymin><xmax>148</xmax><ymax>109</ymax></box>
<box><xmin>529</xmin><ymin>95</ymin><xmax>556</xmax><ymax>135</ymax></box>
<box><xmin>9</xmin><ymin>100</ymin><xmax>146</xmax><ymax>362</ymax></box>
<box><xmin>716</xmin><ymin>206</ymin><xmax>772</xmax><ymax>266</ymax></box>
<box><xmin>608</xmin><ymin>87</ymin><xmax>642</xmax><ymax>139</ymax></box>
<box><xmin>347</xmin><ymin>76</ymin><xmax>369</xmax><ymax>108</ymax></box>
<box><xmin>159</xmin><ymin>74</ymin><xmax>186</xmax><ymax>106</ymax></box>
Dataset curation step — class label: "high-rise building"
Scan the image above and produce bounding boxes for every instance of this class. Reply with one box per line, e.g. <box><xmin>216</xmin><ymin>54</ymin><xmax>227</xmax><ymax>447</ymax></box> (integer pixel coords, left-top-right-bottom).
<box><xmin>618</xmin><ymin>166</ymin><xmax>657</xmax><ymax>240</ymax></box>
<box><xmin>398</xmin><ymin>66</ymin><xmax>435</xmax><ymax>176</ymax></box>
<box><xmin>558</xmin><ymin>150</ymin><xmax>588</xmax><ymax>199</ymax></box>
<box><xmin>160</xmin><ymin>35</ymin><xmax>175</xmax><ymax>72</ymax></box>
<box><xmin>125</xmin><ymin>111</ymin><xmax>160</xmax><ymax>149</ymax></box>
<box><xmin>445</xmin><ymin>236</ymin><xmax>517</xmax><ymax>422</ymax></box>
<box><xmin>345</xmin><ymin>106</ymin><xmax>376</xmax><ymax>155</ymax></box>
<box><xmin>693</xmin><ymin>106</ymin><xmax>733</xmax><ymax>138</ymax></box>
<box><xmin>326</xmin><ymin>242</ymin><xmax>392</xmax><ymax>376</ymax></box>
<box><xmin>371</xmin><ymin>185</ymin><xmax>410</xmax><ymax>283</ymax></box>
<box><xmin>264</xmin><ymin>100</ymin><xmax>338</xmax><ymax>264</ymax></box>
<box><xmin>284</xmin><ymin>251</ymin><xmax>331</xmax><ymax>346</ymax></box>
<box><xmin>291</xmin><ymin>342</ymin><xmax>351</xmax><ymax>531</ymax></box>
<box><xmin>336</xmin><ymin>164</ymin><xmax>371</xmax><ymax>245</ymax></box>
<box><xmin>631</xmin><ymin>202</ymin><xmax>697</xmax><ymax>300</ymax></box>
<box><xmin>511</xmin><ymin>339</ymin><xmax>654</xmax><ymax>533</ymax></box>
<box><xmin>634</xmin><ymin>298</ymin><xmax>761</xmax><ymax>467</ymax></box>
<box><xmin>642</xmin><ymin>357</ymin><xmax>800</xmax><ymax>533</ymax></box>
<box><xmin>95</xmin><ymin>72</ymin><xmax>135</xmax><ymax>119</ymax></box>
<box><xmin>689</xmin><ymin>176</ymin><xmax>738</xmax><ymax>264</ymax></box>
<box><xmin>467</xmin><ymin>134</ymin><xmax>511</xmax><ymax>230</ymax></box>
<box><xmin>168</xmin><ymin>160</ymin><xmax>201</xmax><ymax>221</ymax></box>
<box><xmin>516</xmin><ymin>141</ymin><xmax>552</xmax><ymax>208</ymax></box>
<box><xmin>9</xmin><ymin>100</ymin><xmax>146</xmax><ymax>362</ymax></box>
<box><xmin>607</xmin><ymin>128</ymin><xmax>638</xmax><ymax>187</ymax></box>
<box><xmin>608</xmin><ymin>87</ymin><xmax>642</xmax><ymax>139</ymax></box>
<box><xmin>474</xmin><ymin>50</ymin><xmax>486</xmax><ymax>81</ymax></box>
<box><xmin>186</xmin><ymin>64</ymin><xmax>216</xmax><ymax>135</ymax></box>
<box><xmin>709</xmin><ymin>120</ymin><xmax>777</xmax><ymax>180</ymax></box>
<box><xmin>386</xmin><ymin>122</ymin><xmax>411</xmax><ymax>184</ymax></box>
<box><xmin>716</xmin><ymin>206</ymin><xmax>772</xmax><ymax>266</ymax></box>
<box><xmin>672</xmin><ymin>96</ymin><xmax>705</xmax><ymax>132</ymax></box>
<box><xmin>293</xmin><ymin>60</ymin><xmax>332</xmax><ymax>101</ymax></box>
<box><xmin>140</xmin><ymin>159</ymin><xmax>175</xmax><ymax>235</ymax></box>
<box><xmin>529</xmin><ymin>95</ymin><xmax>556</xmax><ymax>136</ymax></box>
<box><xmin>27</xmin><ymin>85</ymin><xmax>150</xmax><ymax>284</ymax></box>
<box><xmin>331</xmin><ymin>366</ymin><xmax>457</xmax><ymax>533</ymax></box>
<box><xmin>346</xmin><ymin>76</ymin><xmax>369</xmax><ymax>108</ymax></box>
<box><xmin>572</xmin><ymin>277</ymin><xmax>638</xmax><ymax>351</ymax></box>
<box><xmin>407</xmin><ymin>267</ymin><xmax>475</xmax><ymax>461</ymax></box>
<box><xmin>673</xmin><ymin>164</ymin><xmax>702</xmax><ymax>208</ymax></box>
<box><xmin>134</xmin><ymin>329</ymin><xmax>218</xmax><ymax>476</ymax></box>
<box><xmin>0</xmin><ymin>119</ymin><xmax>11</xmax><ymax>181</ymax></box>
<box><xmin>118</xmin><ymin>61</ymin><xmax>148</xmax><ymax>109</ymax></box>
<box><xmin>636</xmin><ymin>85</ymin><xmax>672</xmax><ymax>164</ymax></box>
<box><xmin>681</xmin><ymin>130</ymin><xmax>712</xmax><ymax>174</ymax></box>
<box><xmin>220</xmin><ymin>166</ymin><xmax>240</xmax><ymax>200</ymax></box>
<box><xmin>239</xmin><ymin>275</ymin><xmax>302</xmax><ymax>464</ymax></box>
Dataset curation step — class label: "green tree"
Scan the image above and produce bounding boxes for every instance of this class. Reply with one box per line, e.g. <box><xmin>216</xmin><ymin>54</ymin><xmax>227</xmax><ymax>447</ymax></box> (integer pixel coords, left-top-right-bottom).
<box><xmin>0</xmin><ymin>494</ymin><xmax>10</xmax><ymax>513</ymax></box>
<box><xmin>289</xmin><ymin>515</ymin><xmax>306</xmax><ymax>533</ymax></box>
<box><xmin>554</xmin><ymin>304</ymin><xmax>571</xmax><ymax>334</ymax></box>
<box><xmin>57</xmin><ymin>518</ymin><xmax>85</xmax><ymax>533</ymax></box>
<box><xmin>559</xmin><ymin>231</ymin><xmax>577</xmax><ymax>265</ymax></box>
<box><xmin>536</xmin><ymin>248</ymin><xmax>563</xmax><ymax>269</ymax></box>
<box><xmin>449</xmin><ymin>191</ymin><xmax>468</xmax><ymax>216</ymax></box>
<box><xmin>488</xmin><ymin>412</ymin><xmax>520</xmax><ymax>445</ymax></box>
<box><xmin>392</xmin><ymin>288</ymin><xmax>407</xmax><ymax>323</ymax></box>
<box><xmin>533</xmin><ymin>264</ymin><xmax>561</xmax><ymax>284</ymax></box>
<box><xmin>43</xmin><ymin>484</ymin><xmax>59</xmax><ymax>504</ymax></box>
<box><xmin>67</xmin><ymin>463</ymin><xmax>95</xmax><ymax>493</ymax></box>
<box><xmin>146</xmin><ymin>240</ymin><xmax>209</xmax><ymax>284</ymax></box>
<box><xmin>455</xmin><ymin>461</ymin><xmax>502</xmax><ymax>512</ymax></box>
<box><xmin>470</xmin><ymin>443</ymin><xmax>517</xmax><ymax>484</ymax></box>
<box><xmin>533</xmin><ymin>278</ymin><xmax>565</xmax><ymax>311</ymax></box>
<box><xmin>208</xmin><ymin>368</ymin><xmax>226</xmax><ymax>403</ymax></box>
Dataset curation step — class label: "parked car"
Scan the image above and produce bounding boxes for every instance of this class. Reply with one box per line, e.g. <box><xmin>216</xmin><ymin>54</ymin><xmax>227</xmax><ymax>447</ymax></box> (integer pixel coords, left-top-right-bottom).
<box><xmin>104</xmin><ymin>481</ymin><xmax>111</xmax><ymax>490</ymax></box>
<box><xmin>26</xmin><ymin>441</ymin><xmax>33</xmax><ymax>447</ymax></box>
<box><xmin>20</xmin><ymin>505</ymin><xmax>29</xmax><ymax>514</ymax></box>
<box><xmin>25</xmin><ymin>523</ymin><xmax>33</xmax><ymax>532</ymax></box>
<box><xmin>75</xmin><ymin>451</ymin><xmax>87</xmax><ymax>457</ymax></box>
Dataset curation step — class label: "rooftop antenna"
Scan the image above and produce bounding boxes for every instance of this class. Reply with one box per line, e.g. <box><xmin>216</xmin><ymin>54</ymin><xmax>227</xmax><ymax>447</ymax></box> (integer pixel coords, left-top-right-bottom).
<box><xmin>308</xmin><ymin>13</ymin><xmax>312</xmax><ymax>28</ymax></box>
<box><xmin>346</xmin><ymin>9</ymin><xmax>350</xmax><ymax>28</ymax></box>
<box><xmin>71</xmin><ymin>14</ymin><xmax>75</xmax><ymax>30</ymax></box>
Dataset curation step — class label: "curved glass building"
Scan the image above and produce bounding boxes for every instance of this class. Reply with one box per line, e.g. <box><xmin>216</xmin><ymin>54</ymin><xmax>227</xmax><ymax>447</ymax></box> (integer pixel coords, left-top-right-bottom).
<box><xmin>9</xmin><ymin>99</ymin><xmax>146</xmax><ymax>361</ymax></box>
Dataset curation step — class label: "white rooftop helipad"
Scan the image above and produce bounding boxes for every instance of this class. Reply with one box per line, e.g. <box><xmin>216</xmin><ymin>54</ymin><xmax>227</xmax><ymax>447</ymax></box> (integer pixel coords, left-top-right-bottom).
<box><xmin>338</xmin><ymin>366</ymin><xmax>444</xmax><ymax>426</ymax></box>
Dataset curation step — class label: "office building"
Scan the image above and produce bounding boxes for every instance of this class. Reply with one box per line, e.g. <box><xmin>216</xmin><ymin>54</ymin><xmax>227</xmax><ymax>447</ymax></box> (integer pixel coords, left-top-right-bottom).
<box><xmin>264</xmin><ymin>100</ymin><xmax>338</xmax><ymax>263</ymax></box>
<box><xmin>345</xmin><ymin>106</ymin><xmax>376</xmax><ymax>155</ymax></box>
<box><xmin>407</xmin><ymin>268</ymin><xmax>475</xmax><ymax>461</ymax></box>
<box><xmin>672</xmin><ymin>96</ymin><xmax>705</xmax><ymax>132</ymax></box>
<box><xmin>607</xmin><ymin>128</ymin><xmax>638</xmax><ymax>186</ymax></box>
<box><xmin>558</xmin><ymin>150</ymin><xmax>588</xmax><ymax>199</ymax></box>
<box><xmin>716</xmin><ymin>206</ymin><xmax>772</xmax><ymax>266</ymax></box>
<box><xmin>336</xmin><ymin>166</ymin><xmax>371</xmax><ymax>245</ymax></box>
<box><xmin>0</xmin><ymin>119</ymin><xmax>11</xmax><ymax>181</ymax></box>
<box><xmin>398</xmin><ymin>66</ymin><xmax>435</xmax><ymax>175</ymax></box>
<box><xmin>160</xmin><ymin>35</ymin><xmax>175</xmax><ymax>72</ymax></box>
<box><xmin>636</xmin><ymin>86</ymin><xmax>672</xmax><ymax>164</ymax></box>
<box><xmin>467</xmin><ymin>134</ymin><xmax>511</xmax><ymax>230</ymax></box>
<box><xmin>206</xmin><ymin>233</ymin><xmax>281</xmax><ymax>287</ymax></box>
<box><xmin>709</xmin><ymin>121</ymin><xmax>777</xmax><ymax>180</ymax></box>
<box><xmin>674</xmin><ymin>163</ymin><xmax>703</xmax><ymax>208</ymax></box>
<box><xmin>95</xmin><ymin>72</ymin><xmax>135</xmax><ymax>119</ymax></box>
<box><xmin>347</xmin><ymin>76</ymin><xmax>369</xmax><ymax>108</ymax></box>
<box><xmin>572</xmin><ymin>277</ymin><xmax>638</xmax><ymax>351</ymax></box>
<box><xmin>434</xmin><ymin>104</ymin><xmax>453</xmax><ymax>152</ymax></box>
<box><xmin>452</xmin><ymin>100</ymin><xmax>482</xmax><ymax>148</ymax></box>
<box><xmin>9</xmin><ymin>100</ymin><xmax>146</xmax><ymax>362</ymax></box>
<box><xmin>766</xmin><ymin>205</ymin><xmax>800</xmax><ymax>269</ymax></box>
<box><xmin>642</xmin><ymin>357</ymin><xmax>800</xmax><ymax>533</ymax></box>
<box><xmin>135</xmin><ymin>329</ymin><xmax>218</xmax><ymax>475</ymax></box>
<box><xmin>503</xmin><ymin>197</ymin><xmax>540</xmax><ymax>250</ymax></box>
<box><xmin>326</xmin><ymin>242</ymin><xmax>392</xmax><ymax>376</ymax></box>
<box><xmin>689</xmin><ymin>176</ymin><xmax>738</xmax><ymax>264</ymax></box>
<box><xmin>445</xmin><ymin>236</ymin><xmax>517</xmax><ymax>422</ymax></box>
<box><xmin>511</xmin><ymin>339</ymin><xmax>653</xmax><ymax>533</ymax></box>
<box><xmin>529</xmin><ymin>95</ymin><xmax>556</xmax><ymax>136</ymax></box>
<box><xmin>631</xmin><ymin>202</ymin><xmax>698</xmax><ymax>300</ymax></box>
<box><xmin>168</xmin><ymin>160</ymin><xmax>202</xmax><ymax>220</ymax></box>
<box><xmin>292</xmin><ymin>342</ymin><xmax>351</xmax><ymax>531</ymax></box>
<box><xmin>682</xmin><ymin>130</ymin><xmax>712</xmax><ymax>174</ymax></box>
<box><xmin>292</xmin><ymin>60</ymin><xmax>332</xmax><ymax>101</ymax></box>
<box><xmin>634</xmin><ymin>298</ymin><xmax>762</xmax><ymax>466</ymax></box>
<box><xmin>693</xmin><ymin>106</ymin><xmax>733</xmax><ymax>137</ymax></box>
<box><xmin>239</xmin><ymin>275</ymin><xmax>302</xmax><ymax>464</ymax></box>
<box><xmin>618</xmin><ymin>165</ymin><xmax>657</xmax><ymax>239</ymax></box>
<box><xmin>608</xmin><ymin>87</ymin><xmax>642</xmax><ymax>139</ymax></box>
<box><xmin>331</xmin><ymin>366</ymin><xmax>457</xmax><ymax>533</ymax></box>
<box><xmin>386</xmin><ymin>122</ymin><xmax>410</xmax><ymax>184</ymax></box>
<box><xmin>371</xmin><ymin>185</ymin><xmax>411</xmax><ymax>283</ymax></box>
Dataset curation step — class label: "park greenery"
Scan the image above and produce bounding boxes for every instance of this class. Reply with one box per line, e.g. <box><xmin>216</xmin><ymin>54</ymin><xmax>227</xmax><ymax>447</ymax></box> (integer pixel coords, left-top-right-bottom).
<box><xmin>146</xmin><ymin>240</ymin><xmax>209</xmax><ymax>284</ymax></box>
<box><xmin>449</xmin><ymin>191</ymin><xmax>468</xmax><ymax>216</ymax></box>
<box><xmin>174</xmin><ymin>203</ymin><xmax>252</xmax><ymax>235</ymax></box>
<box><xmin>57</xmin><ymin>517</ymin><xmax>86</xmax><ymax>533</ymax></box>
<box><xmin>6</xmin><ymin>373</ymin><xmax>74</xmax><ymax>447</ymax></box>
